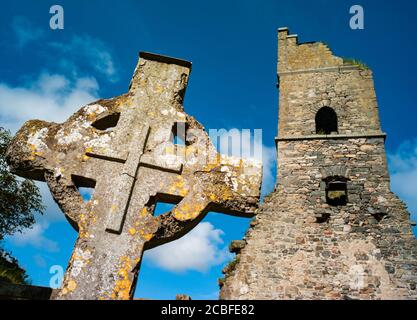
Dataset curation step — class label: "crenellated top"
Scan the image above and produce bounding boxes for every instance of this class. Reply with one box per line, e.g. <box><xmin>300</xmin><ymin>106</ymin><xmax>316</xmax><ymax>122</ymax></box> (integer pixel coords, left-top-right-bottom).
<box><xmin>277</xmin><ymin>27</ymin><xmax>344</xmax><ymax>75</ymax></box>
<box><xmin>276</xmin><ymin>27</ymin><xmax>384</xmax><ymax>140</ymax></box>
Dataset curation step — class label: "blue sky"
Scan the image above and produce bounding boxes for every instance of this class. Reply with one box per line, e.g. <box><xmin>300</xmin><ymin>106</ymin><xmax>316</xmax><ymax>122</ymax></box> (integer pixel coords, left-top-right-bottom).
<box><xmin>1</xmin><ymin>0</ymin><xmax>416</xmax><ymax>300</ymax></box>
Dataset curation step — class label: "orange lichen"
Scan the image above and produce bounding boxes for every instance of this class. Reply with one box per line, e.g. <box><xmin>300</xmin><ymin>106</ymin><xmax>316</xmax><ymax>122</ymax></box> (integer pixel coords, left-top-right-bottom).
<box><xmin>173</xmin><ymin>202</ymin><xmax>206</xmax><ymax>221</ymax></box>
<box><xmin>111</xmin><ymin>256</ymin><xmax>134</xmax><ymax>300</ymax></box>
<box><xmin>78</xmin><ymin>211</ymin><xmax>95</xmax><ymax>238</ymax></box>
<box><xmin>82</xmin><ymin>147</ymin><xmax>93</xmax><ymax>162</ymax></box>
<box><xmin>67</xmin><ymin>280</ymin><xmax>77</xmax><ymax>291</ymax></box>
<box><xmin>139</xmin><ymin>207</ymin><xmax>148</xmax><ymax>217</ymax></box>
<box><xmin>168</xmin><ymin>176</ymin><xmax>188</xmax><ymax>197</ymax></box>
<box><xmin>139</xmin><ymin>230</ymin><xmax>154</xmax><ymax>241</ymax></box>
<box><xmin>61</xmin><ymin>279</ymin><xmax>77</xmax><ymax>295</ymax></box>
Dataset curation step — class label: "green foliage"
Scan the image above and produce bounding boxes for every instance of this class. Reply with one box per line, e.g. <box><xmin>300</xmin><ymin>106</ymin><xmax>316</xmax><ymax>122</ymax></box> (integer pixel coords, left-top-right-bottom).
<box><xmin>223</xmin><ymin>256</ymin><xmax>240</xmax><ymax>277</ymax></box>
<box><xmin>0</xmin><ymin>127</ymin><xmax>45</xmax><ymax>285</ymax></box>
<box><xmin>327</xmin><ymin>190</ymin><xmax>346</xmax><ymax>200</ymax></box>
<box><xmin>0</xmin><ymin>249</ymin><xmax>29</xmax><ymax>284</ymax></box>
<box><xmin>343</xmin><ymin>58</ymin><xmax>369</xmax><ymax>70</ymax></box>
<box><xmin>0</xmin><ymin>127</ymin><xmax>45</xmax><ymax>238</ymax></box>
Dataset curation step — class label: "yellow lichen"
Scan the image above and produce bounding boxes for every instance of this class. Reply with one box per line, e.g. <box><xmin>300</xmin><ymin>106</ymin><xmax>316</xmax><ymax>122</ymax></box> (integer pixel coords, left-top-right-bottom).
<box><xmin>139</xmin><ymin>207</ymin><xmax>148</xmax><ymax>217</ymax></box>
<box><xmin>164</xmin><ymin>145</ymin><xmax>175</xmax><ymax>155</ymax></box>
<box><xmin>82</xmin><ymin>147</ymin><xmax>93</xmax><ymax>162</ymax></box>
<box><xmin>173</xmin><ymin>202</ymin><xmax>206</xmax><ymax>221</ymax></box>
<box><xmin>168</xmin><ymin>177</ymin><xmax>188</xmax><ymax>197</ymax></box>
<box><xmin>67</xmin><ymin>280</ymin><xmax>77</xmax><ymax>292</ymax></box>
<box><xmin>128</xmin><ymin>228</ymin><xmax>136</xmax><ymax>235</ymax></box>
<box><xmin>111</xmin><ymin>204</ymin><xmax>118</xmax><ymax>213</ymax></box>
<box><xmin>111</xmin><ymin>256</ymin><xmax>134</xmax><ymax>300</ymax></box>
<box><xmin>155</xmin><ymin>84</ymin><xmax>163</xmax><ymax>93</ymax></box>
<box><xmin>139</xmin><ymin>230</ymin><xmax>154</xmax><ymax>241</ymax></box>
<box><xmin>78</xmin><ymin>211</ymin><xmax>94</xmax><ymax>238</ymax></box>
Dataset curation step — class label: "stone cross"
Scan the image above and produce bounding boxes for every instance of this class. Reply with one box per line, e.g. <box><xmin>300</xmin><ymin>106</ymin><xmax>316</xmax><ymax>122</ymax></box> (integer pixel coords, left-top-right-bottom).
<box><xmin>6</xmin><ymin>52</ymin><xmax>262</xmax><ymax>300</ymax></box>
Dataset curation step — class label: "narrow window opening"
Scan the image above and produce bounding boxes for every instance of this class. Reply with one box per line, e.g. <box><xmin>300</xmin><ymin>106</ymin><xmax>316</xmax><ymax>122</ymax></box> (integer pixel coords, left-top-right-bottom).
<box><xmin>315</xmin><ymin>107</ymin><xmax>338</xmax><ymax>135</ymax></box>
<box><xmin>171</xmin><ymin>122</ymin><xmax>187</xmax><ymax>146</ymax></box>
<box><xmin>154</xmin><ymin>202</ymin><xmax>176</xmax><ymax>217</ymax></box>
<box><xmin>72</xmin><ymin>175</ymin><xmax>96</xmax><ymax>203</ymax></box>
<box><xmin>316</xmin><ymin>213</ymin><xmax>331</xmax><ymax>224</ymax></box>
<box><xmin>372</xmin><ymin>212</ymin><xmax>388</xmax><ymax>222</ymax></box>
<box><xmin>91</xmin><ymin>112</ymin><xmax>121</xmax><ymax>131</ymax></box>
<box><xmin>325</xmin><ymin>178</ymin><xmax>348</xmax><ymax>206</ymax></box>
<box><xmin>147</xmin><ymin>194</ymin><xmax>183</xmax><ymax>217</ymax></box>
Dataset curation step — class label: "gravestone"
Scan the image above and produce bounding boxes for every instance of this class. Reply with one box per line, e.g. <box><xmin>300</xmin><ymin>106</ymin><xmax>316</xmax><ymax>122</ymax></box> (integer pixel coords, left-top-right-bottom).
<box><xmin>6</xmin><ymin>52</ymin><xmax>262</xmax><ymax>300</ymax></box>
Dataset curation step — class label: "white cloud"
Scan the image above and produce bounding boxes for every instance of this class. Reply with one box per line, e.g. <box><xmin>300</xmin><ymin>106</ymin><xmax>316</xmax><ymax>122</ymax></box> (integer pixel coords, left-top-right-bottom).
<box><xmin>7</xmin><ymin>221</ymin><xmax>59</xmax><ymax>253</ymax></box>
<box><xmin>260</xmin><ymin>144</ymin><xmax>277</xmax><ymax>197</ymax></box>
<box><xmin>49</xmin><ymin>35</ymin><xmax>118</xmax><ymax>81</ymax></box>
<box><xmin>12</xmin><ymin>16</ymin><xmax>44</xmax><ymax>48</ymax></box>
<box><xmin>0</xmin><ymin>72</ymin><xmax>99</xmax><ymax>133</ymax></box>
<box><xmin>145</xmin><ymin>222</ymin><xmax>232</xmax><ymax>273</ymax></box>
<box><xmin>388</xmin><ymin>139</ymin><xmax>417</xmax><ymax>221</ymax></box>
<box><xmin>2</xmin><ymin>22</ymin><xmax>117</xmax><ymax>252</ymax></box>
<box><xmin>0</xmin><ymin>71</ymin><xmax>100</xmax><ymax>253</ymax></box>
<box><xmin>10</xmin><ymin>18</ymin><xmax>118</xmax><ymax>82</ymax></box>
<box><xmin>36</xmin><ymin>181</ymin><xmax>67</xmax><ymax>223</ymax></box>
<box><xmin>211</xmin><ymin>128</ymin><xmax>277</xmax><ymax>197</ymax></box>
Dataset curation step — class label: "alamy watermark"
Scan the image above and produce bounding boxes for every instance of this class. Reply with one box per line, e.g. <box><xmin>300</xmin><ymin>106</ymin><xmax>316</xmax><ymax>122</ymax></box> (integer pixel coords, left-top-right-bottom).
<box><xmin>50</xmin><ymin>5</ymin><xmax>64</xmax><ymax>30</ymax></box>
<box><xmin>350</xmin><ymin>5</ymin><xmax>364</xmax><ymax>30</ymax></box>
<box><xmin>49</xmin><ymin>264</ymin><xmax>64</xmax><ymax>289</ymax></box>
<box><xmin>161</xmin><ymin>125</ymin><xmax>264</xmax><ymax>174</ymax></box>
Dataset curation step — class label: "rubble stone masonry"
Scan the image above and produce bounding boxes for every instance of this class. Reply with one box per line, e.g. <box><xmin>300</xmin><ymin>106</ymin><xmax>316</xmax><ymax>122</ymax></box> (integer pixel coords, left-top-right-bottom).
<box><xmin>220</xmin><ymin>28</ymin><xmax>417</xmax><ymax>300</ymax></box>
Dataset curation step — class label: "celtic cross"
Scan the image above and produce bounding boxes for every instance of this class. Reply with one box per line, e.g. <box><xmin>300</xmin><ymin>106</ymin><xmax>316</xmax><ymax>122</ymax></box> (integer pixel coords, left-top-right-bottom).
<box><xmin>6</xmin><ymin>52</ymin><xmax>262</xmax><ymax>300</ymax></box>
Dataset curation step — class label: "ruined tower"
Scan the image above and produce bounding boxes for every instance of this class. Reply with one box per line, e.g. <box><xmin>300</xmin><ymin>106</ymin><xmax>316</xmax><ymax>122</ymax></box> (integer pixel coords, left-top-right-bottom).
<box><xmin>220</xmin><ymin>28</ymin><xmax>417</xmax><ymax>300</ymax></box>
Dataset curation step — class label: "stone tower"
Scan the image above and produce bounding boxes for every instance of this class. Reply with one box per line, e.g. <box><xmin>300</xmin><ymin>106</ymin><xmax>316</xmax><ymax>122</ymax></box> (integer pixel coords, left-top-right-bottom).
<box><xmin>220</xmin><ymin>28</ymin><xmax>417</xmax><ymax>300</ymax></box>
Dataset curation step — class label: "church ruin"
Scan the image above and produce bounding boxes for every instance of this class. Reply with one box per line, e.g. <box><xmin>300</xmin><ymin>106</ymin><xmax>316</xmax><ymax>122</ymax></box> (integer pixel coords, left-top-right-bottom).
<box><xmin>220</xmin><ymin>28</ymin><xmax>417</xmax><ymax>300</ymax></box>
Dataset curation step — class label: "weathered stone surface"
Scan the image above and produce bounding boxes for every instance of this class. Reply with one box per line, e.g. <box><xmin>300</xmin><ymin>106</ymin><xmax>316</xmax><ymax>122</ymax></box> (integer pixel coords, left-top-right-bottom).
<box><xmin>6</xmin><ymin>52</ymin><xmax>262</xmax><ymax>300</ymax></box>
<box><xmin>220</xmin><ymin>28</ymin><xmax>417</xmax><ymax>300</ymax></box>
<box><xmin>229</xmin><ymin>240</ymin><xmax>246</xmax><ymax>254</ymax></box>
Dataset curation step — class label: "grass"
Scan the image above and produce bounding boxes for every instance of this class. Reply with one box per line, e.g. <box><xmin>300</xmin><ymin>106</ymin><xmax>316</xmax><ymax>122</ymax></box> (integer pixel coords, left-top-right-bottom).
<box><xmin>343</xmin><ymin>58</ymin><xmax>370</xmax><ymax>70</ymax></box>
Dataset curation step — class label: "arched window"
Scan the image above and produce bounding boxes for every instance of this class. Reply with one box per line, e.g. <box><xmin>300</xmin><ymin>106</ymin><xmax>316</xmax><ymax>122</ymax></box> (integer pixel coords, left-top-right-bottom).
<box><xmin>315</xmin><ymin>107</ymin><xmax>338</xmax><ymax>134</ymax></box>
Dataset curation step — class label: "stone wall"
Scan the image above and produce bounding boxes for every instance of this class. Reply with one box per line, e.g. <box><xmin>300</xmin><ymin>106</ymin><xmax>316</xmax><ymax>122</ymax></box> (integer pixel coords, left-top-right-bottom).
<box><xmin>277</xmin><ymin>28</ymin><xmax>381</xmax><ymax>137</ymax></box>
<box><xmin>220</xmin><ymin>28</ymin><xmax>417</xmax><ymax>300</ymax></box>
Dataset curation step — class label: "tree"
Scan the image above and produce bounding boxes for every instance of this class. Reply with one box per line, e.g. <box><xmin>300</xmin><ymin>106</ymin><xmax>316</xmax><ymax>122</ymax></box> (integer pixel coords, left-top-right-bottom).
<box><xmin>0</xmin><ymin>127</ymin><xmax>44</xmax><ymax>284</ymax></box>
<box><xmin>0</xmin><ymin>249</ymin><xmax>29</xmax><ymax>284</ymax></box>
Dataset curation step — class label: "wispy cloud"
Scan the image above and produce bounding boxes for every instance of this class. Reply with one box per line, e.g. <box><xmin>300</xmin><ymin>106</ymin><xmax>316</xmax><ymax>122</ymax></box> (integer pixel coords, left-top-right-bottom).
<box><xmin>145</xmin><ymin>222</ymin><xmax>232</xmax><ymax>273</ymax></box>
<box><xmin>12</xmin><ymin>16</ymin><xmax>44</xmax><ymax>48</ymax></box>
<box><xmin>10</xmin><ymin>17</ymin><xmax>118</xmax><ymax>82</ymax></box>
<box><xmin>0</xmin><ymin>72</ymin><xmax>99</xmax><ymax>133</ymax></box>
<box><xmin>213</xmin><ymin>128</ymin><xmax>276</xmax><ymax>197</ymax></box>
<box><xmin>388</xmin><ymin>139</ymin><xmax>417</xmax><ymax>222</ymax></box>
<box><xmin>49</xmin><ymin>35</ymin><xmax>119</xmax><ymax>82</ymax></box>
<box><xmin>259</xmin><ymin>144</ymin><xmax>276</xmax><ymax>197</ymax></box>
<box><xmin>7</xmin><ymin>221</ymin><xmax>59</xmax><ymax>253</ymax></box>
